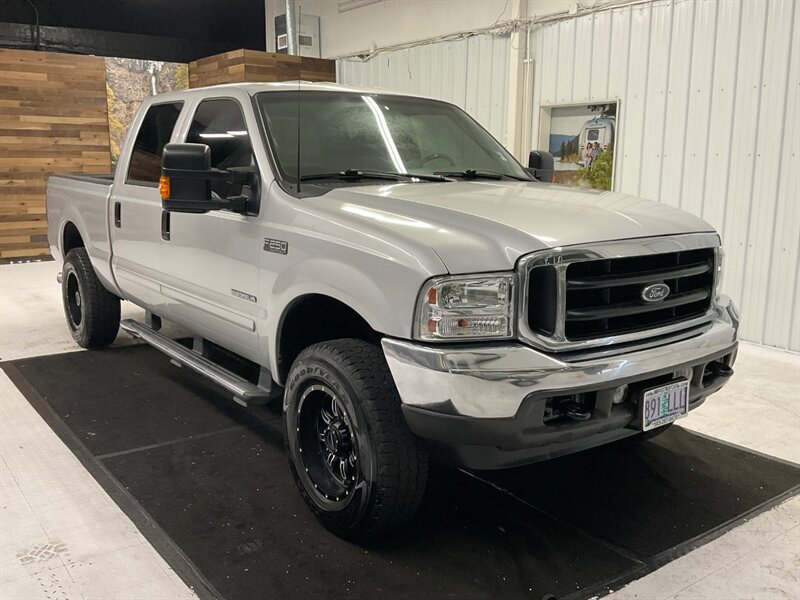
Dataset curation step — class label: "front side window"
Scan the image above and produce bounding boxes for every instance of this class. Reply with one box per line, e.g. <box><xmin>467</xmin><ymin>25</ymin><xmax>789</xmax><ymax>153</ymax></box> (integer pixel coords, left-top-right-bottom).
<box><xmin>185</xmin><ymin>99</ymin><xmax>253</xmax><ymax>198</ymax></box>
<box><xmin>126</xmin><ymin>102</ymin><xmax>182</xmax><ymax>185</ymax></box>
<box><xmin>255</xmin><ymin>91</ymin><xmax>530</xmax><ymax>184</ymax></box>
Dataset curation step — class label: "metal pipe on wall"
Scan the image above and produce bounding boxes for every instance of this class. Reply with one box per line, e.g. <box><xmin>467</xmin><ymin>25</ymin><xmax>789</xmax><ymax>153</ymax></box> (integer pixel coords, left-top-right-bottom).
<box><xmin>285</xmin><ymin>0</ymin><xmax>298</xmax><ymax>55</ymax></box>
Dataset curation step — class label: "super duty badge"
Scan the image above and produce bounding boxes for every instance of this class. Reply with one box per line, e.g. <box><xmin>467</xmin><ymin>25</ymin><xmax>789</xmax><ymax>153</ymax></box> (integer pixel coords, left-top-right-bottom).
<box><xmin>264</xmin><ymin>238</ymin><xmax>288</xmax><ymax>255</ymax></box>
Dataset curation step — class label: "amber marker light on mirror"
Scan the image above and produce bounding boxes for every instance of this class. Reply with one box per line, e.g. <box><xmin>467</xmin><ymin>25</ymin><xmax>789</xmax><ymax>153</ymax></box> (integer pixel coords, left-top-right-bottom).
<box><xmin>159</xmin><ymin>176</ymin><xmax>170</xmax><ymax>200</ymax></box>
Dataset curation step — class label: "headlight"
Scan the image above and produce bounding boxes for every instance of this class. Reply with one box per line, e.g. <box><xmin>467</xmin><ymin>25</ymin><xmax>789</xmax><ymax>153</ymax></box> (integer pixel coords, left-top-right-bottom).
<box><xmin>715</xmin><ymin>246</ymin><xmax>724</xmax><ymax>297</ymax></box>
<box><xmin>415</xmin><ymin>274</ymin><xmax>515</xmax><ymax>341</ymax></box>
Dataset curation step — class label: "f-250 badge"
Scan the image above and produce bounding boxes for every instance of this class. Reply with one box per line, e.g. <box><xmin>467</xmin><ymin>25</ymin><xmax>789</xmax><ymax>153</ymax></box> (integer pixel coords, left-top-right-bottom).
<box><xmin>264</xmin><ymin>238</ymin><xmax>288</xmax><ymax>255</ymax></box>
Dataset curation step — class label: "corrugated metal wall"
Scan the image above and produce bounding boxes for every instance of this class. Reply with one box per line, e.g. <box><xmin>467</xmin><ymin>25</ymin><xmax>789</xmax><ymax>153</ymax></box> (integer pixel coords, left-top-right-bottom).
<box><xmin>337</xmin><ymin>34</ymin><xmax>512</xmax><ymax>145</ymax></box>
<box><xmin>336</xmin><ymin>0</ymin><xmax>799</xmax><ymax>351</ymax></box>
<box><xmin>530</xmin><ymin>0</ymin><xmax>799</xmax><ymax>351</ymax></box>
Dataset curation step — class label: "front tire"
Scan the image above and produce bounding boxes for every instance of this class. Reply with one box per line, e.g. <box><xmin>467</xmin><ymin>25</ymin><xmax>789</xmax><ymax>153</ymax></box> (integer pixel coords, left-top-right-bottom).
<box><xmin>283</xmin><ymin>339</ymin><xmax>428</xmax><ymax>540</ymax></box>
<box><xmin>62</xmin><ymin>248</ymin><xmax>120</xmax><ymax>348</ymax></box>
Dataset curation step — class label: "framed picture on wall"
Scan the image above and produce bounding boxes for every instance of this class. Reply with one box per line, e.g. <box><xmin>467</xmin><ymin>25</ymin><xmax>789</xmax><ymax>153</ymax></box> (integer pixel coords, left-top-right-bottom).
<box><xmin>537</xmin><ymin>100</ymin><xmax>619</xmax><ymax>191</ymax></box>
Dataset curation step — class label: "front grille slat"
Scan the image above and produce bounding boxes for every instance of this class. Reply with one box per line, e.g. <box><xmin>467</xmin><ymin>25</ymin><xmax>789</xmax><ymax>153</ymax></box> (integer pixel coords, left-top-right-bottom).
<box><xmin>526</xmin><ymin>247</ymin><xmax>716</xmax><ymax>344</ymax></box>
<box><xmin>567</xmin><ymin>261</ymin><xmax>712</xmax><ymax>290</ymax></box>
<box><xmin>566</xmin><ymin>289</ymin><xmax>710</xmax><ymax>321</ymax></box>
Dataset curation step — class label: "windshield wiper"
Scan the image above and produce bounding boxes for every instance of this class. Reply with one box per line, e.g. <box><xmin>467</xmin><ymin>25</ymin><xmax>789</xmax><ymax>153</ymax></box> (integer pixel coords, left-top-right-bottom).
<box><xmin>434</xmin><ymin>169</ymin><xmax>531</xmax><ymax>181</ymax></box>
<box><xmin>300</xmin><ymin>169</ymin><xmax>448</xmax><ymax>183</ymax></box>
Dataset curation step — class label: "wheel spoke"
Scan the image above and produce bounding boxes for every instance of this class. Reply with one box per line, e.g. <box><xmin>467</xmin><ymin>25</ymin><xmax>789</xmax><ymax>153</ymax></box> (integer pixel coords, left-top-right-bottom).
<box><xmin>331</xmin><ymin>399</ymin><xmax>342</xmax><ymax>418</ymax></box>
<box><xmin>338</xmin><ymin>458</ymin><xmax>348</xmax><ymax>481</ymax></box>
<box><xmin>320</xmin><ymin>407</ymin><xmax>334</xmax><ymax>424</ymax></box>
<box><xmin>325</xmin><ymin>452</ymin><xmax>336</xmax><ymax>468</ymax></box>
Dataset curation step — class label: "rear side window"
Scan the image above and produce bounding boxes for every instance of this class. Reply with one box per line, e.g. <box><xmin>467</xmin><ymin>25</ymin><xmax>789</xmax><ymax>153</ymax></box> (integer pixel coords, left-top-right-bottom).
<box><xmin>126</xmin><ymin>102</ymin><xmax>183</xmax><ymax>185</ymax></box>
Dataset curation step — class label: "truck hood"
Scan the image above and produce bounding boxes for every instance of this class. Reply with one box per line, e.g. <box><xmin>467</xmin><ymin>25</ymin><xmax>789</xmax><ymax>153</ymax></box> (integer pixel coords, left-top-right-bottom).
<box><xmin>309</xmin><ymin>181</ymin><xmax>716</xmax><ymax>274</ymax></box>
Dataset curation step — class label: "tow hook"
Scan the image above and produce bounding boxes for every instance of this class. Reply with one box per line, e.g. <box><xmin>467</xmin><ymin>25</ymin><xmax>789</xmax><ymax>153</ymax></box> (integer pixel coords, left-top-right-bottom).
<box><xmin>561</xmin><ymin>400</ymin><xmax>592</xmax><ymax>421</ymax></box>
<box><xmin>710</xmin><ymin>362</ymin><xmax>734</xmax><ymax>378</ymax></box>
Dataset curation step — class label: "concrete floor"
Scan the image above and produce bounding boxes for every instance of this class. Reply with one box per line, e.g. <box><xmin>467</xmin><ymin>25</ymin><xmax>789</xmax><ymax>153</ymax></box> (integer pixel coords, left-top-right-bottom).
<box><xmin>1</xmin><ymin>260</ymin><xmax>798</xmax><ymax>600</ymax></box>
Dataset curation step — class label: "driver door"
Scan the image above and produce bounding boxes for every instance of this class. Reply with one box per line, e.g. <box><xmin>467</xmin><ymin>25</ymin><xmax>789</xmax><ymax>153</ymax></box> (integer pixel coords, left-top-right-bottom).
<box><xmin>159</xmin><ymin>96</ymin><xmax>263</xmax><ymax>361</ymax></box>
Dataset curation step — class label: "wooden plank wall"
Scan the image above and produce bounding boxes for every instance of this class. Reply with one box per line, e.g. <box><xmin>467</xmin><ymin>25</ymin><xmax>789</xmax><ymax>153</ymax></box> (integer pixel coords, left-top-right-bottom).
<box><xmin>189</xmin><ymin>49</ymin><xmax>336</xmax><ymax>88</ymax></box>
<box><xmin>0</xmin><ymin>49</ymin><xmax>111</xmax><ymax>260</ymax></box>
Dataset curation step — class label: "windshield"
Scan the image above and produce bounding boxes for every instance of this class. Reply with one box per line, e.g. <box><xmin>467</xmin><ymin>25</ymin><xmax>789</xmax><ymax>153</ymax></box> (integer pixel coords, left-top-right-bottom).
<box><xmin>255</xmin><ymin>91</ymin><xmax>530</xmax><ymax>184</ymax></box>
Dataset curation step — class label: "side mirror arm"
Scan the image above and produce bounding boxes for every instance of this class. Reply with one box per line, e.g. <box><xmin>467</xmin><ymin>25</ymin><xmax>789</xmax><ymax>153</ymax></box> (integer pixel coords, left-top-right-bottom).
<box><xmin>161</xmin><ymin>167</ymin><xmax>251</xmax><ymax>184</ymax></box>
<box><xmin>161</xmin><ymin>166</ymin><xmax>255</xmax><ymax>214</ymax></box>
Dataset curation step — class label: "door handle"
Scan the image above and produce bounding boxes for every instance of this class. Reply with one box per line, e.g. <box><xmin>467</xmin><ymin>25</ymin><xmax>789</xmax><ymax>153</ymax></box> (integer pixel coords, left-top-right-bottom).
<box><xmin>114</xmin><ymin>202</ymin><xmax>121</xmax><ymax>228</ymax></box>
<box><xmin>161</xmin><ymin>210</ymin><xmax>170</xmax><ymax>241</ymax></box>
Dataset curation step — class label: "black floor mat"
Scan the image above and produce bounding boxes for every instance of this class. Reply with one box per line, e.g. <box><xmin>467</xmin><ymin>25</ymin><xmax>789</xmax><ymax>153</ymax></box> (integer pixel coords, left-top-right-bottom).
<box><xmin>5</xmin><ymin>344</ymin><xmax>799</xmax><ymax>600</ymax></box>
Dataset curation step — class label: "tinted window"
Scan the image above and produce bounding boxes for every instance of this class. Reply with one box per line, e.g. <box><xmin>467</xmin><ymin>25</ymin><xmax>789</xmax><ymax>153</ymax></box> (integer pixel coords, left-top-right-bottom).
<box><xmin>126</xmin><ymin>102</ymin><xmax>182</xmax><ymax>185</ymax></box>
<box><xmin>586</xmin><ymin>129</ymin><xmax>600</xmax><ymax>141</ymax></box>
<box><xmin>186</xmin><ymin>99</ymin><xmax>254</xmax><ymax>197</ymax></box>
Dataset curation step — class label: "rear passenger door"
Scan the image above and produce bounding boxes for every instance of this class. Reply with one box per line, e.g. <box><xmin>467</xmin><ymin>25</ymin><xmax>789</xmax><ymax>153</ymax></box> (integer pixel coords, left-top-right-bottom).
<box><xmin>160</xmin><ymin>97</ymin><xmax>263</xmax><ymax>361</ymax></box>
<box><xmin>111</xmin><ymin>101</ymin><xmax>183</xmax><ymax>311</ymax></box>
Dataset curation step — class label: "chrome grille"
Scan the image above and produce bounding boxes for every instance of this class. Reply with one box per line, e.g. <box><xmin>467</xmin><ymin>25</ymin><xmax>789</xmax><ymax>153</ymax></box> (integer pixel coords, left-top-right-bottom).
<box><xmin>519</xmin><ymin>234</ymin><xmax>720</xmax><ymax>353</ymax></box>
<box><xmin>563</xmin><ymin>248</ymin><xmax>714</xmax><ymax>340</ymax></box>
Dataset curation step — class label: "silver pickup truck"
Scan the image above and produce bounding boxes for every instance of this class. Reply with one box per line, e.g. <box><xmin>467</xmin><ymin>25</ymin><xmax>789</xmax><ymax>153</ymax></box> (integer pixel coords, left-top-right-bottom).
<box><xmin>47</xmin><ymin>82</ymin><xmax>739</xmax><ymax>540</ymax></box>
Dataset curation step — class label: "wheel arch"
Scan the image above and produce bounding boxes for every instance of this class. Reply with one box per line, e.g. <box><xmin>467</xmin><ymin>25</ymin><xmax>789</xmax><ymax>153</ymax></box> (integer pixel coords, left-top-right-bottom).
<box><xmin>274</xmin><ymin>293</ymin><xmax>381</xmax><ymax>385</ymax></box>
<box><xmin>62</xmin><ymin>221</ymin><xmax>86</xmax><ymax>256</ymax></box>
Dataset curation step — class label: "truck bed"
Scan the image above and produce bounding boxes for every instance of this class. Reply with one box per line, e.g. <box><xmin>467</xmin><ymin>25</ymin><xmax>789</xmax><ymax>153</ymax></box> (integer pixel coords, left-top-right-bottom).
<box><xmin>53</xmin><ymin>173</ymin><xmax>115</xmax><ymax>185</ymax></box>
<box><xmin>46</xmin><ymin>173</ymin><xmax>117</xmax><ymax>293</ymax></box>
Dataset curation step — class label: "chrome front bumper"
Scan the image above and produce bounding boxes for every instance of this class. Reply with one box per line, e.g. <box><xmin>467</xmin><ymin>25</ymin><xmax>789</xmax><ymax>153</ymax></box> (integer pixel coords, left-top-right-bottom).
<box><xmin>382</xmin><ymin>297</ymin><xmax>739</xmax><ymax>420</ymax></box>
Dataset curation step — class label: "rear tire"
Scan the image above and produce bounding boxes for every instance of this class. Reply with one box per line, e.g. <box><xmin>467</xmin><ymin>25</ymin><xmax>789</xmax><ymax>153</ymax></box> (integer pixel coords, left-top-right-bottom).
<box><xmin>283</xmin><ymin>338</ymin><xmax>428</xmax><ymax>540</ymax></box>
<box><xmin>62</xmin><ymin>248</ymin><xmax>120</xmax><ymax>348</ymax></box>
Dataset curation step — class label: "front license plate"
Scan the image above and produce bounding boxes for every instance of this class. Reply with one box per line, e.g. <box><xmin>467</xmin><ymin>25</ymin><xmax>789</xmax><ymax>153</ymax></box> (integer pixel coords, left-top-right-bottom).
<box><xmin>641</xmin><ymin>379</ymin><xmax>689</xmax><ymax>431</ymax></box>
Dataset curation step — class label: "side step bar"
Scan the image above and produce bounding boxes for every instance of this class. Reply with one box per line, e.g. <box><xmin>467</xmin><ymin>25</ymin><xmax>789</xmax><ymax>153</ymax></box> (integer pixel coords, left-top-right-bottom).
<box><xmin>120</xmin><ymin>319</ymin><xmax>270</xmax><ymax>407</ymax></box>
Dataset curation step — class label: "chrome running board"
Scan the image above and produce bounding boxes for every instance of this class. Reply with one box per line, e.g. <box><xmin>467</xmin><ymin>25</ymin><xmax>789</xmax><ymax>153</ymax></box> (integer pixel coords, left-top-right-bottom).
<box><xmin>120</xmin><ymin>319</ymin><xmax>270</xmax><ymax>407</ymax></box>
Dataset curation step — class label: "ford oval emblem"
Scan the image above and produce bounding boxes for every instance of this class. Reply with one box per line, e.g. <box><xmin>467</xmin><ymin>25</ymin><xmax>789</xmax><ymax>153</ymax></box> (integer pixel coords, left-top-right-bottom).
<box><xmin>641</xmin><ymin>283</ymin><xmax>670</xmax><ymax>303</ymax></box>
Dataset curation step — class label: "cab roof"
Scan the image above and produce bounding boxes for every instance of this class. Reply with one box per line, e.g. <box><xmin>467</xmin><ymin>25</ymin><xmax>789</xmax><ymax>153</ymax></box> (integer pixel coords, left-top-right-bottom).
<box><xmin>146</xmin><ymin>81</ymin><xmax>433</xmax><ymax>103</ymax></box>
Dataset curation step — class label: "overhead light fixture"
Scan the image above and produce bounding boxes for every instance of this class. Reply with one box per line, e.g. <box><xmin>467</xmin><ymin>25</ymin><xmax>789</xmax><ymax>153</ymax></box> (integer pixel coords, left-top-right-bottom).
<box><xmin>338</xmin><ymin>0</ymin><xmax>382</xmax><ymax>14</ymax></box>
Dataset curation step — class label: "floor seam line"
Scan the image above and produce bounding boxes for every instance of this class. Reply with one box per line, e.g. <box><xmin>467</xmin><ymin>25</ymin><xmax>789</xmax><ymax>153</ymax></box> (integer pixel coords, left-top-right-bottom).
<box><xmin>95</xmin><ymin>426</ymin><xmax>242</xmax><ymax>460</ymax></box>
<box><xmin>459</xmin><ymin>469</ymin><xmax>647</xmax><ymax>566</ymax></box>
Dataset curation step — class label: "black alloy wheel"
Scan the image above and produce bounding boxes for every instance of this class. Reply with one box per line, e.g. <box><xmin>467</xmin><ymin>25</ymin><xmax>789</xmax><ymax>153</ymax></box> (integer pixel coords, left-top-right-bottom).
<box><xmin>296</xmin><ymin>383</ymin><xmax>361</xmax><ymax>504</ymax></box>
